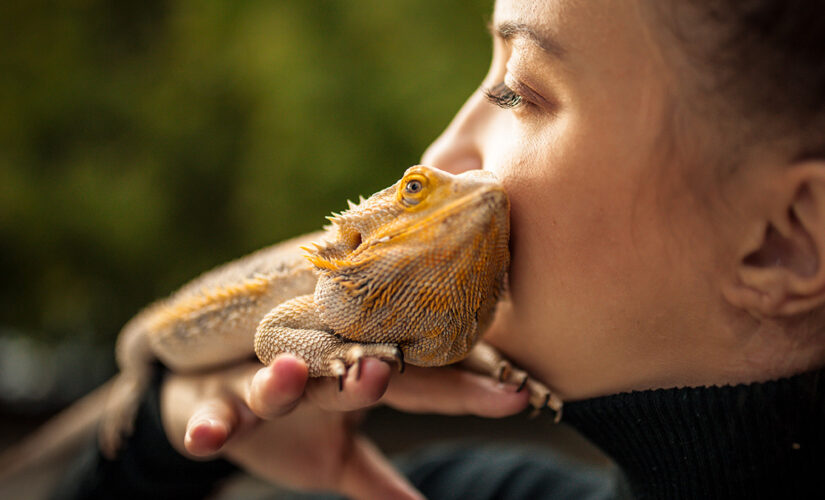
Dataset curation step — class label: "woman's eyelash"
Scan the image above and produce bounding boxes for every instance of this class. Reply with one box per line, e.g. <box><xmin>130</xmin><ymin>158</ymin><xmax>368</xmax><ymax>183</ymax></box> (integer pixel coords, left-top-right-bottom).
<box><xmin>484</xmin><ymin>82</ymin><xmax>524</xmax><ymax>109</ymax></box>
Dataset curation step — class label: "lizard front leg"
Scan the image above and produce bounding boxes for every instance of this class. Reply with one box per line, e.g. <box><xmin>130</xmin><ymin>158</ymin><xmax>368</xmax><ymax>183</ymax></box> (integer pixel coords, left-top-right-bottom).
<box><xmin>255</xmin><ymin>295</ymin><xmax>404</xmax><ymax>389</ymax></box>
<box><xmin>460</xmin><ymin>340</ymin><xmax>563</xmax><ymax>422</ymax></box>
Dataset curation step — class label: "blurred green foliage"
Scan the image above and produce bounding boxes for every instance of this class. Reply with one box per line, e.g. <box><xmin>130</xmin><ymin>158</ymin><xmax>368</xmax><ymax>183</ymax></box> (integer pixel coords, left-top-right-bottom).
<box><xmin>0</xmin><ymin>0</ymin><xmax>492</xmax><ymax>345</ymax></box>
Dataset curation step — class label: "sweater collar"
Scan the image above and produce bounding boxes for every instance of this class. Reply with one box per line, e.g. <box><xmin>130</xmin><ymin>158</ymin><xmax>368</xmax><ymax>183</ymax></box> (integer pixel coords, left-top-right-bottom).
<box><xmin>563</xmin><ymin>368</ymin><xmax>825</xmax><ymax>499</ymax></box>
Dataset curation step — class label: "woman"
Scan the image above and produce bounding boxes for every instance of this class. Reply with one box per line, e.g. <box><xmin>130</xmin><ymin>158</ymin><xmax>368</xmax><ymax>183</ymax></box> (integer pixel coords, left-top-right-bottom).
<box><xmin>58</xmin><ymin>1</ymin><xmax>825</xmax><ymax>498</ymax></box>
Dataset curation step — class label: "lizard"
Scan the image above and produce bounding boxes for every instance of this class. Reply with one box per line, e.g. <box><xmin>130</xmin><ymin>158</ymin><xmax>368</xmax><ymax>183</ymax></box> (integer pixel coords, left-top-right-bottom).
<box><xmin>1</xmin><ymin>165</ymin><xmax>562</xmax><ymax>475</ymax></box>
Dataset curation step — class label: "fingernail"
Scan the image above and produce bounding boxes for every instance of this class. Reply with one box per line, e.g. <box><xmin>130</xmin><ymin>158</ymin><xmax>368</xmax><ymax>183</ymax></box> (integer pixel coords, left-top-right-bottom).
<box><xmin>188</xmin><ymin>417</ymin><xmax>218</xmax><ymax>435</ymax></box>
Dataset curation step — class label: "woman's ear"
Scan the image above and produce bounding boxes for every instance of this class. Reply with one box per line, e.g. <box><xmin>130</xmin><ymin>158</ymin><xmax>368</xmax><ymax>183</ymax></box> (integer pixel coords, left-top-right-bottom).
<box><xmin>723</xmin><ymin>161</ymin><xmax>825</xmax><ymax>317</ymax></box>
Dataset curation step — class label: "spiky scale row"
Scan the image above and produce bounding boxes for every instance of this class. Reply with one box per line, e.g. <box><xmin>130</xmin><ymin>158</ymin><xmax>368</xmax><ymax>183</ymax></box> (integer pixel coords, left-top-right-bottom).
<box><xmin>145</xmin><ymin>276</ymin><xmax>272</xmax><ymax>335</ymax></box>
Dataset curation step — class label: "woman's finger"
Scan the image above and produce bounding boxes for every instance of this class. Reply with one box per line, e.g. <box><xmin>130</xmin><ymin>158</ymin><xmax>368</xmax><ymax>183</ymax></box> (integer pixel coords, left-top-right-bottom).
<box><xmin>338</xmin><ymin>435</ymin><xmax>425</xmax><ymax>500</ymax></box>
<box><xmin>161</xmin><ymin>358</ymin><xmax>302</xmax><ymax>458</ymax></box>
<box><xmin>244</xmin><ymin>354</ymin><xmax>309</xmax><ymax>419</ymax></box>
<box><xmin>382</xmin><ymin>366</ymin><xmax>529</xmax><ymax>417</ymax></box>
<box><xmin>161</xmin><ymin>372</ymin><xmax>247</xmax><ymax>459</ymax></box>
<box><xmin>183</xmin><ymin>397</ymin><xmax>239</xmax><ymax>457</ymax></box>
<box><xmin>306</xmin><ymin>360</ymin><xmax>529</xmax><ymax>416</ymax></box>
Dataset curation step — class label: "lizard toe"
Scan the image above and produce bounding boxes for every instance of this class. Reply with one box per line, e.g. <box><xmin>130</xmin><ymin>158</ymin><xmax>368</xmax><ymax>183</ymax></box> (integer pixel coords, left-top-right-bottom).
<box><xmin>524</xmin><ymin>378</ymin><xmax>563</xmax><ymax>423</ymax></box>
<box><xmin>343</xmin><ymin>342</ymin><xmax>404</xmax><ymax>374</ymax></box>
<box><xmin>497</xmin><ymin>363</ymin><xmax>531</xmax><ymax>393</ymax></box>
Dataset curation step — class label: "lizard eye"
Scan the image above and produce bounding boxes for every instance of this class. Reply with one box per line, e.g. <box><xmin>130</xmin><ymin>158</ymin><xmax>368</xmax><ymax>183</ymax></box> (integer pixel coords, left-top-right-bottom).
<box><xmin>405</xmin><ymin>179</ymin><xmax>423</xmax><ymax>194</ymax></box>
<box><xmin>397</xmin><ymin>172</ymin><xmax>430</xmax><ymax>207</ymax></box>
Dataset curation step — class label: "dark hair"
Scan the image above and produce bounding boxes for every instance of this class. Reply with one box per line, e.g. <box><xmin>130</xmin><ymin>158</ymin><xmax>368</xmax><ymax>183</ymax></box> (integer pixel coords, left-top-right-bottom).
<box><xmin>658</xmin><ymin>0</ymin><xmax>825</xmax><ymax>159</ymax></box>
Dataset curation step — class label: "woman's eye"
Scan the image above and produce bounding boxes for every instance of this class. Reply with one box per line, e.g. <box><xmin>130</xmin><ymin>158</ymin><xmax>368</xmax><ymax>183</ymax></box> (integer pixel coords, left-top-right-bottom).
<box><xmin>484</xmin><ymin>82</ymin><xmax>524</xmax><ymax>109</ymax></box>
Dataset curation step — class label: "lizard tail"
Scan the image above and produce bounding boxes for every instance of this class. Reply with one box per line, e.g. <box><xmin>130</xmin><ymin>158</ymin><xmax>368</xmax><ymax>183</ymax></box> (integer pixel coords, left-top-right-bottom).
<box><xmin>0</xmin><ymin>378</ymin><xmax>113</xmax><ymax>482</ymax></box>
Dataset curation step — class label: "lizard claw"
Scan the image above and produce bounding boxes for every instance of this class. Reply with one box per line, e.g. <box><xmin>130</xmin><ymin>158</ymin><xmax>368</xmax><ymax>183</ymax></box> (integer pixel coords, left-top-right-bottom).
<box><xmin>329</xmin><ymin>359</ymin><xmax>346</xmax><ymax>391</ymax></box>
<box><xmin>496</xmin><ymin>361</ymin><xmax>511</xmax><ymax>382</ymax></box>
<box><xmin>354</xmin><ymin>357</ymin><xmax>363</xmax><ymax>380</ymax></box>
<box><xmin>343</xmin><ymin>346</ymin><xmax>365</xmax><ymax>381</ymax></box>
<box><xmin>516</xmin><ymin>373</ymin><xmax>528</xmax><ymax>393</ymax></box>
<box><xmin>395</xmin><ymin>347</ymin><xmax>405</xmax><ymax>374</ymax></box>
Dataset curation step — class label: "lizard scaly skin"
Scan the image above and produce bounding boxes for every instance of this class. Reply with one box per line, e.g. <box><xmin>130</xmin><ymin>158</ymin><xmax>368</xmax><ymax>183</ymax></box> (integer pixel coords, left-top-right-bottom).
<box><xmin>97</xmin><ymin>165</ymin><xmax>561</xmax><ymax>457</ymax></box>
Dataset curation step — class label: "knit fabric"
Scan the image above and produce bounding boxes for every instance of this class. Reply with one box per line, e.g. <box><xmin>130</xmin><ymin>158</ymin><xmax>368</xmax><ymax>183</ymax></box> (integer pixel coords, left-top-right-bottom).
<box><xmin>564</xmin><ymin>369</ymin><xmax>825</xmax><ymax>499</ymax></box>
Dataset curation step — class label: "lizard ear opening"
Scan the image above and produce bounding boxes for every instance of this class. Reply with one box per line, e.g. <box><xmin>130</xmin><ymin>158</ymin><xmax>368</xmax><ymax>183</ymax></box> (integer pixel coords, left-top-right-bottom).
<box><xmin>336</xmin><ymin>225</ymin><xmax>362</xmax><ymax>252</ymax></box>
<box><xmin>349</xmin><ymin>231</ymin><xmax>363</xmax><ymax>251</ymax></box>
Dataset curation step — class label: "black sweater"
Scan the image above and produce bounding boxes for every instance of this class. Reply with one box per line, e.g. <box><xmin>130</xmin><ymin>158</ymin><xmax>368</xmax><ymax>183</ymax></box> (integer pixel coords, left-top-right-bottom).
<box><xmin>53</xmin><ymin>368</ymin><xmax>825</xmax><ymax>499</ymax></box>
<box><xmin>564</xmin><ymin>368</ymin><xmax>825</xmax><ymax>499</ymax></box>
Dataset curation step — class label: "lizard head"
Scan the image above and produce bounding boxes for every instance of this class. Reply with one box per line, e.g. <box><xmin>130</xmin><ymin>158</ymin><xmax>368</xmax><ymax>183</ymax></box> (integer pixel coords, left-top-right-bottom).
<box><xmin>306</xmin><ymin>165</ymin><xmax>511</xmax><ymax>365</ymax></box>
<box><xmin>305</xmin><ymin>165</ymin><xmax>508</xmax><ymax>270</ymax></box>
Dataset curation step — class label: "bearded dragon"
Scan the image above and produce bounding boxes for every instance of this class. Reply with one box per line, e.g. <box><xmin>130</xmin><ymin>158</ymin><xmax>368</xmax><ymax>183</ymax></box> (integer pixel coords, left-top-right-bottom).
<box><xmin>1</xmin><ymin>166</ymin><xmax>562</xmax><ymax>473</ymax></box>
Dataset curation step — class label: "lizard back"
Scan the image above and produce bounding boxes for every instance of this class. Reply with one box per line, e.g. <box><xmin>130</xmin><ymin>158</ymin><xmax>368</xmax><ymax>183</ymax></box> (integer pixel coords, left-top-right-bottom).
<box><xmin>131</xmin><ymin>231</ymin><xmax>327</xmax><ymax>371</ymax></box>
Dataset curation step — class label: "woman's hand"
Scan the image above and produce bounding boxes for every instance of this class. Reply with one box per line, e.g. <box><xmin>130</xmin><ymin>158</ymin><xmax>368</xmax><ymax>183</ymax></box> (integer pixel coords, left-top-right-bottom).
<box><xmin>160</xmin><ymin>354</ymin><xmax>529</xmax><ymax>500</ymax></box>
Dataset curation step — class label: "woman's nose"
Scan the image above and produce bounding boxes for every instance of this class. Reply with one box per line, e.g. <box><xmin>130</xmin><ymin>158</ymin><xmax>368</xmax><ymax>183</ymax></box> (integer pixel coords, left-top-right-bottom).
<box><xmin>421</xmin><ymin>90</ymin><xmax>493</xmax><ymax>174</ymax></box>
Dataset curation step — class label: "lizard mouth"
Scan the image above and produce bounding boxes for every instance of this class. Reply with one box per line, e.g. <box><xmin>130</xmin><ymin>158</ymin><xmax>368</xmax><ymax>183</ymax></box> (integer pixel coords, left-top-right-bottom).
<box><xmin>361</xmin><ymin>188</ymin><xmax>507</xmax><ymax>250</ymax></box>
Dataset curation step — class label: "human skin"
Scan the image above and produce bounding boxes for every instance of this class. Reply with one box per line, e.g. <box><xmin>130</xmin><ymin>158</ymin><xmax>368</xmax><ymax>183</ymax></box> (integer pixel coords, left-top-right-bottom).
<box><xmin>160</xmin><ymin>0</ymin><xmax>825</xmax><ymax>498</ymax></box>
<box><xmin>442</xmin><ymin>0</ymin><xmax>825</xmax><ymax>400</ymax></box>
<box><xmin>423</xmin><ymin>0</ymin><xmax>779</xmax><ymax>399</ymax></box>
<box><xmin>161</xmin><ymin>356</ymin><xmax>529</xmax><ymax>499</ymax></box>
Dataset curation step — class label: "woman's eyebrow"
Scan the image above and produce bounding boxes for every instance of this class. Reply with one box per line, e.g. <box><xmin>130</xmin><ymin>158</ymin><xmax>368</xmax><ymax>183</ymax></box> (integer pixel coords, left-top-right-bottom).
<box><xmin>488</xmin><ymin>20</ymin><xmax>567</xmax><ymax>60</ymax></box>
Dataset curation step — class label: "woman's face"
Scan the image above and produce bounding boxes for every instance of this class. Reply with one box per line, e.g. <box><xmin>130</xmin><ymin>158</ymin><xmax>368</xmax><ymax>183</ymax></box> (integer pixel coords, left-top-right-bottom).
<box><xmin>422</xmin><ymin>0</ymin><xmax>738</xmax><ymax>399</ymax></box>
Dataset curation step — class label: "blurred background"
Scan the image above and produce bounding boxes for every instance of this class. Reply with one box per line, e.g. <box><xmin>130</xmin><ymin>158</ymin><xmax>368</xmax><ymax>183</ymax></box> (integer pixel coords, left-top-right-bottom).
<box><xmin>0</xmin><ymin>0</ymin><xmax>606</xmax><ymax>496</ymax></box>
<box><xmin>0</xmin><ymin>0</ymin><xmax>491</xmax><ymax>405</ymax></box>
